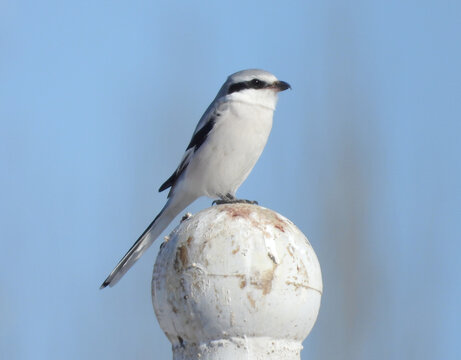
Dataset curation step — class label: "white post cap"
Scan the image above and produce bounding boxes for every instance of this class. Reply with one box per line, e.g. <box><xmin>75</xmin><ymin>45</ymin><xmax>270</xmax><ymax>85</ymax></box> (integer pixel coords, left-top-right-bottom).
<box><xmin>152</xmin><ymin>204</ymin><xmax>322</xmax><ymax>360</ymax></box>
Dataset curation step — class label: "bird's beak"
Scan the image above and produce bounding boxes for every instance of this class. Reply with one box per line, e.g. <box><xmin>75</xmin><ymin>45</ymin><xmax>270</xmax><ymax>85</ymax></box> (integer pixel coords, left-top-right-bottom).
<box><xmin>273</xmin><ymin>80</ymin><xmax>291</xmax><ymax>92</ymax></box>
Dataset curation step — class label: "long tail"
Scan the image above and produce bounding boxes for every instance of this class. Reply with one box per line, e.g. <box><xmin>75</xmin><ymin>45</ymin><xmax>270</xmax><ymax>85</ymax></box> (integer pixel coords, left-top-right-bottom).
<box><xmin>100</xmin><ymin>194</ymin><xmax>195</xmax><ymax>288</ymax></box>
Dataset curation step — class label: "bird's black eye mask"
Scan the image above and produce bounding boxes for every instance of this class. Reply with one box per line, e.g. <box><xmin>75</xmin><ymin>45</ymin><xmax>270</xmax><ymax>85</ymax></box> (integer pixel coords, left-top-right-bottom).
<box><xmin>227</xmin><ymin>78</ymin><xmax>268</xmax><ymax>94</ymax></box>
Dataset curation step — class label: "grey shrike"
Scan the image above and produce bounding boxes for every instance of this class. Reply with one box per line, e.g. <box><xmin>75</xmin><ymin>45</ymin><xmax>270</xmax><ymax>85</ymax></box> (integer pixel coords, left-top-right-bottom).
<box><xmin>100</xmin><ymin>69</ymin><xmax>290</xmax><ymax>288</ymax></box>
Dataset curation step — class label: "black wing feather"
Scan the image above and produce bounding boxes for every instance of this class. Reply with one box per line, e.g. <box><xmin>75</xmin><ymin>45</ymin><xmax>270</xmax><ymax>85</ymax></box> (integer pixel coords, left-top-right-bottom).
<box><xmin>186</xmin><ymin>117</ymin><xmax>216</xmax><ymax>151</ymax></box>
<box><xmin>158</xmin><ymin>172</ymin><xmax>177</xmax><ymax>192</ymax></box>
<box><xmin>158</xmin><ymin>115</ymin><xmax>217</xmax><ymax>193</ymax></box>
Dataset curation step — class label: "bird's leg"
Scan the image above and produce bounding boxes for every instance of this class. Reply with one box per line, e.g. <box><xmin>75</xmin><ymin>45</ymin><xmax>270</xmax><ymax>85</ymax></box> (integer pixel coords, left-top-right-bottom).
<box><xmin>212</xmin><ymin>193</ymin><xmax>259</xmax><ymax>206</ymax></box>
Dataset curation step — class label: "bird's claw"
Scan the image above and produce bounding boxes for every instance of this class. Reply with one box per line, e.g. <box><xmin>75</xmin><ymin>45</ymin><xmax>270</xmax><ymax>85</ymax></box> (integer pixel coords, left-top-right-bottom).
<box><xmin>212</xmin><ymin>199</ymin><xmax>259</xmax><ymax>206</ymax></box>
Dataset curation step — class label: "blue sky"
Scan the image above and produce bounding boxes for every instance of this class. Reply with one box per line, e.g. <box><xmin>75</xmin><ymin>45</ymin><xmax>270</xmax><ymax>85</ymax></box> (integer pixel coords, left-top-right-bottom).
<box><xmin>1</xmin><ymin>1</ymin><xmax>460</xmax><ymax>359</ymax></box>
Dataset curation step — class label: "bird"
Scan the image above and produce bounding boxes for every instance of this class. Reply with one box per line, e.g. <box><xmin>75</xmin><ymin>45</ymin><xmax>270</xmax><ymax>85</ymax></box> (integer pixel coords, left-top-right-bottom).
<box><xmin>100</xmin><ymin>69</ymin><xmax>291</xmax><ymax>288</ymax></box>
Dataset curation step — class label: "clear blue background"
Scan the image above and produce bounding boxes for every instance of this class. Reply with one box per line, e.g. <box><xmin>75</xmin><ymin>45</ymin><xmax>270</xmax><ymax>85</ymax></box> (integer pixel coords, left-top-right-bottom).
<box><xmin>1</xmin><ymin>1</ymin><xmax>460</xmax><ymax>359</ymax></box>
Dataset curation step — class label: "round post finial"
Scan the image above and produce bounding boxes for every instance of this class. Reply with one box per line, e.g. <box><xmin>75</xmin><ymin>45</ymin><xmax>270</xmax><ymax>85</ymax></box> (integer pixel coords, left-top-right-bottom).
<box><xmin>152</xmin><ymin>204</ymin><xmax>322</xmax><ymax>360</ymax></box>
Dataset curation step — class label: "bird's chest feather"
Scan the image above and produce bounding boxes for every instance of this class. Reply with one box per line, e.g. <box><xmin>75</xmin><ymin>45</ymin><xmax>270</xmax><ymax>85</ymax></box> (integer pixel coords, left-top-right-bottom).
<box><xmin>210</xmin><ymin>102</ymin><xmax>273</xmax><ymax>157</ymax></box>
<box><xmin>184</xmin><ymin>101</ymin><xmax>275</xmax><ymax>196</ymax></box>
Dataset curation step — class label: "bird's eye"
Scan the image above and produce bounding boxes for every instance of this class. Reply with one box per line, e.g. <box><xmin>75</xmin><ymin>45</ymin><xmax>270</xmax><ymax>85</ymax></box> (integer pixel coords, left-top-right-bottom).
<box><xmin>251</xmin><ymin>79</ymin><xmax>263</xmax><ymax>88</ymax></box>
<box><xmin>228</xmin><ymin>79</ymin><xmax>266</xmax><ymax>94</ymax></box>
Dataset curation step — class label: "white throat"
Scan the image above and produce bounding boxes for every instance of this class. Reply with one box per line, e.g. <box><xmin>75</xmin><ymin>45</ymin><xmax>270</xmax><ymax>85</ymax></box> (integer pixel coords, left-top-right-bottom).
<box><xmin>226</xmin><ymin>89</ymin><xmax>279</xmax><ymax>111</ymax></box>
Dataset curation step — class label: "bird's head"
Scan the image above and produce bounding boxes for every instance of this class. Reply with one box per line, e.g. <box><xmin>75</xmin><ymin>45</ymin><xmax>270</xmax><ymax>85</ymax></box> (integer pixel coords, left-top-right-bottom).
<box><xmin>218</xmin><ymin>69</ymin><xmax>291</xmax><ymax>110</ymax></box>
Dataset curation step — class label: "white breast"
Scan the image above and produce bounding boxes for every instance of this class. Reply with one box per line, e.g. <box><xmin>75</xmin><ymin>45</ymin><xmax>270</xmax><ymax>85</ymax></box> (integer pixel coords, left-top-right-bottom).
<box><xmin>184</xmin><ymin>99</ymin><xmax>275</xmax><ymax>198</ymax></box>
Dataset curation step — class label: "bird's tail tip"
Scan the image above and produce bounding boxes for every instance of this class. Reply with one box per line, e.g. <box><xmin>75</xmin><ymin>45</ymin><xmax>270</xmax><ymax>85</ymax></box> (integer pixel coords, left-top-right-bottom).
<box><xmin>99</xmin><ymin>278</ymin><xmax>111</xmax><ymax>290</ymax></box>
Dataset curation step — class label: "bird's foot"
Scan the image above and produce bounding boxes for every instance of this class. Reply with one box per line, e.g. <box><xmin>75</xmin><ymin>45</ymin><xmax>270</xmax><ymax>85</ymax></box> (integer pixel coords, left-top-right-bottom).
<box><xmin>212</xmin><ymin>198</ymin><xmax>259</xmax><ymax>206</ymax></box>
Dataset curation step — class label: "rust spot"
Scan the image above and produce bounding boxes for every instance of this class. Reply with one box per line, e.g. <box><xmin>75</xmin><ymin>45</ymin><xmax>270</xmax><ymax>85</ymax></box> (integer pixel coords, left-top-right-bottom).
<box><xmin>222</xmin><ymin>204</ymin><xmax>288</xmax><ymax>236</ymax></box>
<box><xmin>224</xmin><ymin>205</ymin><xmax>252</xmax><ymax>219</ymax></box>
<box><xmin>187</xmin><ymin>236</ymin><xmax>193</xmax><ymax>246</ymax></box>
<box><xmin>172</xmin><ymin>305</ymin><xmax>178</xmax><ymax>314</ymax></box>
<box><xmin>267</xmin><ymin>211</ymin><xmax>286</xmax><ymax>233</ymax></box>
<box><xmin>264</xmin><ymin>210</ymin><xmax>287</xmax><ymax>233</ymax></box>
<box><xmin>240</xmin><ymin>279</ymin><xmax>247</xmax><ymax>288</ymax></box>
<box><xmin>260</xmin><ymin>269</ymin><xmax>274</xmax><ymax>295</ymax></box>
<box><xmin>247</xmin><ymin>293</ymin><xmax>256</xmax><ymax>308</ymax></box>
<box><xmin>250</xmin><ymin>263</ymin><xmax>277</xmax><ymax>295</ymax></box>
<box><xmin>232</xmin><ymin>245</ymin><xmax>240</xmax><ymax>255</ymax></box>
<box><xmin>174</xmin><ymin>245</ymin><xmax>189</xmax><ymax>271</ymax></box>
<box><xmin>179</xmin><ymin>245</ymin><xmax>188</xmax><ymax>266</ymax></box>
<box><xmin>286</xmin><ymin>245</ymin><xmax>294</xmax><ymax>258</ymax></box>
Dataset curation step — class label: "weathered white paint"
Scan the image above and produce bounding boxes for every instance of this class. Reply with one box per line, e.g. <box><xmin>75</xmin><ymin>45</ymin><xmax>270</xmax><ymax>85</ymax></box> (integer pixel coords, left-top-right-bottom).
<box><xmin>152</xmin><ymin>204</ymin><xmax>322</xmax><ymax>360</ymax></box>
